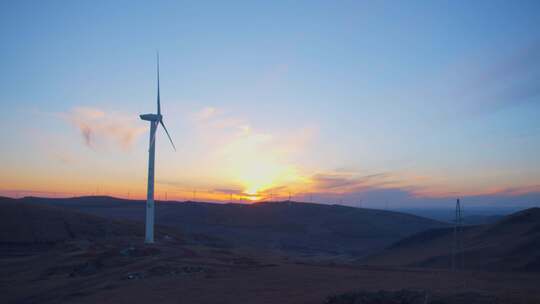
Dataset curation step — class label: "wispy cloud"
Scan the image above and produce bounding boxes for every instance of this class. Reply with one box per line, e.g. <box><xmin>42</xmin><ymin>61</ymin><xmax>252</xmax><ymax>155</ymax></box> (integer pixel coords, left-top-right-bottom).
<box><xmin>462</xmin><ymin>41</ymin><xmax>540</xmax><ymax>114</ymax></box>
<box><xmin>159</xmin><ymin>105</ymin><xmax>540</xmax><ymax>205</ymax></box>
<box><xmin>212</xmin><ymin>188</ymin><xmax>244</xmax><ymax>195</ymax></box>
<box><xmin>164</xmin><ymin>106</ymin><xmax>318</xmax><ymax>195</ymax></box>
<box><xmin>436</xmin><ymin>40</ymin><xmax>540</xmax><ymax>118</ymax></box>
<box><xmin>193</xmin><ymin>106</ymin><xmax>218</xmax><ymax>121</ymax></box>
<box><xmin>310</xmin><ymin>171</ymin><xmax>401</xmax><ymax>194</ymax></box>
<box><xmin>62</xmin><ymin>107</ymin><xmax>146</xmax><ymax>150</ymax></box>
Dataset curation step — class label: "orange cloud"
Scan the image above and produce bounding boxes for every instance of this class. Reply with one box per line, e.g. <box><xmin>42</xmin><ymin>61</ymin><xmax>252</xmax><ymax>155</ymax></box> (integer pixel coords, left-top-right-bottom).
<box><xmin>62</xmin><ymin>107</ymin><xmax>146</xmax><ymax>150</ymax></box>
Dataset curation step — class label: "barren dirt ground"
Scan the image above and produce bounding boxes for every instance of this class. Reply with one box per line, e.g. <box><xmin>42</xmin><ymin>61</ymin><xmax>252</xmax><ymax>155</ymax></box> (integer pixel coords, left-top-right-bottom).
<box><xmin>2</xmin><ymin>239</ymin><xmax>540</xmax><ymax>304</ymax></box>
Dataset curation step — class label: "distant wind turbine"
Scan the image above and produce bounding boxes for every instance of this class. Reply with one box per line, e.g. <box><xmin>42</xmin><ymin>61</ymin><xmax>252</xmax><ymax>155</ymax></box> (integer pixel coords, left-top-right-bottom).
<box><xmin>140</xmin><ymin>53</ymin><xmax>176</xmax><ymax>244</ymax></box>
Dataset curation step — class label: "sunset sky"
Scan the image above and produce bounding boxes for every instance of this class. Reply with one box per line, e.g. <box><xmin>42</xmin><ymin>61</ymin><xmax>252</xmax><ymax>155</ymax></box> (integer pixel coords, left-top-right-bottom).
<box><xmin>1</xmin><ymin>1</ymin><xmax>539</xmax><ymax>207</ymax></box>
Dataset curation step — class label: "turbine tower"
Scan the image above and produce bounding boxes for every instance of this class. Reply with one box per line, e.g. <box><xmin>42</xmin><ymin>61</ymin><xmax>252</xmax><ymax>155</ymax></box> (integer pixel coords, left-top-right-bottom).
<box><xmin>140</xmin><ymin>53</ymin><xmax>176</xmax><ymax>244</ymax></box>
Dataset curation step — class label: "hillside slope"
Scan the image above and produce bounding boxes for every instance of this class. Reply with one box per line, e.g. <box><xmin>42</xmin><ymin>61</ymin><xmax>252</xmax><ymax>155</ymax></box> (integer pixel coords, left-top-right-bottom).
<box><xmin>363</xmin><ymin>208</ymin><xmax>540</xmax><ymax>272</ymax></box>
<box><xmin>0</xmin><ymin>197</ymin><xmax>182</xmax><ymax>246</ymax></box>
<box><xmin>11</xmin><ymin>196</ymin><xmax>446</xmax><ymax>257</ymax></box>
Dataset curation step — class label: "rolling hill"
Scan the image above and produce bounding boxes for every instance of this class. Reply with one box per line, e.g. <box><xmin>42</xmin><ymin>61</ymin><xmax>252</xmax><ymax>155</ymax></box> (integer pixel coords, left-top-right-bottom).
<box><xmin>0</xmin><ymin>197</ymin><xmax>188</xmax><ymax>250</ymax></box>
<box><xmin>363</xmin><ymin>207</ymin><xmax>540</xmax><ymax>272</ymax></box>
<box><xmin>5</xmin><ymin>196</ymin><xmax>446</xmax><ymax>257</ymax></box>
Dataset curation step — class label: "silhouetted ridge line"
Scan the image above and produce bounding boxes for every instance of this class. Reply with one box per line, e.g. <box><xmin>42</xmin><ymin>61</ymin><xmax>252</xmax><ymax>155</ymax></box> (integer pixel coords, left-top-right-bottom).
<box><xmin>364</xmin><ymin>207</ymin><xmax>540</xmax><ymax>272</ymax></box>
<box><xmin>8</xmin><ymin>196</ymin><xmax>446</xmax><ymax>257</ymax></box>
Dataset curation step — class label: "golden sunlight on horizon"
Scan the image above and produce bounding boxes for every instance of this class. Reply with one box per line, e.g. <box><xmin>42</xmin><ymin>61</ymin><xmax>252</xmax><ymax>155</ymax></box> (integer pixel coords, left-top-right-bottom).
<box><xmin>213</xmin><ymin>122</ymin><xmax>309</xmax><ymax>200</ymax></box>
<box><xmin>237</xmin><ymin>161</ymin><xmax>303</xmax><ymax>197</ymax></box>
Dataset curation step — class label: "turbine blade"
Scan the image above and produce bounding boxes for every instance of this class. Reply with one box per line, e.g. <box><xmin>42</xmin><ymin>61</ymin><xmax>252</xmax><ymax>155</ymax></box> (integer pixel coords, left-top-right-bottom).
<box><xmin>160</xmin><ymin>120</ymin><xmax>176</xmax><ymax>151</ymax></box>
<box><xmin>157</xmin><ymin>52</ymin><xmax>161</xmax><ymax>115</ymax></box>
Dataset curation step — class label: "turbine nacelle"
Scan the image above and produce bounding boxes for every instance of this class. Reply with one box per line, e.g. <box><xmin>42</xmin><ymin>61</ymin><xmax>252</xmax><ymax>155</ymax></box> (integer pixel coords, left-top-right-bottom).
<box><xmin>140</xmin><ymin>113</ymin><xmax>162</xmax><ymax>122</ymax></box>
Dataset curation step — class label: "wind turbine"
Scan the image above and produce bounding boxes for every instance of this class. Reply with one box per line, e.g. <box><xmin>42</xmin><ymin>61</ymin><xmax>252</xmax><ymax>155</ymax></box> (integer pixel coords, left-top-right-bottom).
<box><xmin>140</xmin><ymin>53</ymin><xmax>176</xmax><ymax>244</ymax></box>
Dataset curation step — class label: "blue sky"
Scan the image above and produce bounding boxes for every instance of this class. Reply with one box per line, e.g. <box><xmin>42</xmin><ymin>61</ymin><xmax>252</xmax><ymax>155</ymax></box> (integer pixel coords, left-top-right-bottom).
<box><xmin>1</xmin><ymin>1</ymin><xmax>539</xmax><ymax>207</ymax></box>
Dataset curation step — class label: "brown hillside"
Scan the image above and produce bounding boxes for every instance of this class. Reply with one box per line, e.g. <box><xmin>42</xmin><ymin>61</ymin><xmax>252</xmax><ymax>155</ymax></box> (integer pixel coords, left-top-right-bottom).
<box><xmin>363</xmin><ymin>208</ymin><xmax>540</xmax><ymax>272</ymax></box>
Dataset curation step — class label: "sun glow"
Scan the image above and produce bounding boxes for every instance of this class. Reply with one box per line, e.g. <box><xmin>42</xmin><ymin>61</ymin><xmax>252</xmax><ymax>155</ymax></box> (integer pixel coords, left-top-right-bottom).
<box><xmin>217</xmin><ymin>129</ymin><xmax>306</xmax><ymax>201</ymax></box>
<box><xmin>234</xmin><ymin>157</ymin><xmax>304</xmax><ymax>200</ymax></box>
<box><xmin>240</xmin><ymin>162</ymin><xmax>283</xmax><ymax>195</ymax></box>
